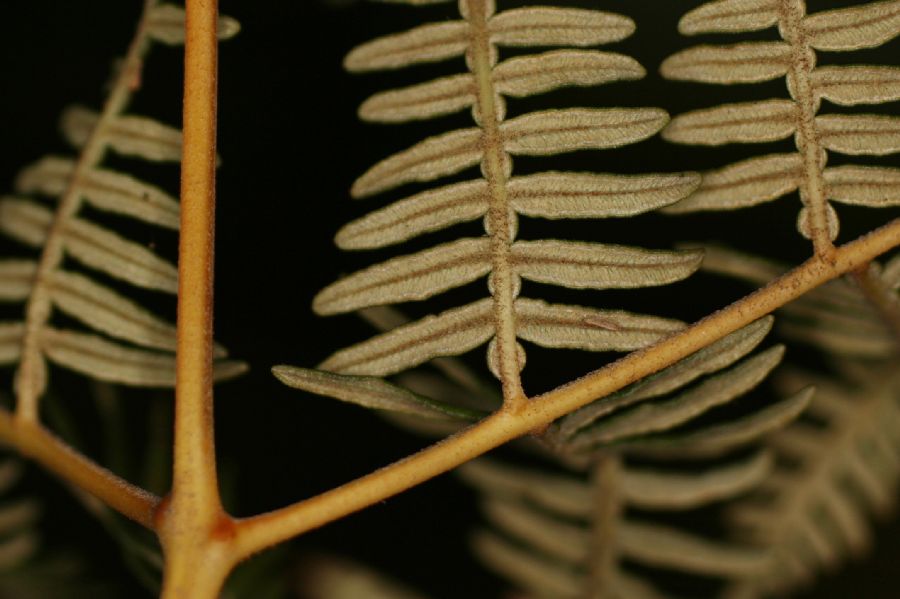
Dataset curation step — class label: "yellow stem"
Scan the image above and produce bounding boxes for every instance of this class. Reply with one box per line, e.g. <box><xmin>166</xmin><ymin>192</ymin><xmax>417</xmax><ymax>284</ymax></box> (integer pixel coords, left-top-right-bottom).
<box><xmin>168</xmin><ymin>0</ymin><xmax>220</xmax><ymax>517</ymax></box>
<box><xmin>0</xmin><ymin>408</ymin><xmax>158</xmax><ymax>527</ymax></box>
<box><xmin>157</xmin><ymin>0</ymin><xmax>231</xmax><ymax>597</ymax></box>
<box><xmin>231</xmin><ymin>217</ymin><xmax>900</xmax><ymax>561</ymax></box>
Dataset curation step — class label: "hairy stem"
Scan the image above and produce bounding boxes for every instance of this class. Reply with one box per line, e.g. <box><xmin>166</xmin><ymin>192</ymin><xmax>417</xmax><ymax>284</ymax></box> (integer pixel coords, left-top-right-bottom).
<box><xmin>230</xmin><ymin>217</ymin><xmax>900</xmax><ymax>561</ymax></box>
<box><xmin>466</xmin><ymin>0</ymin><xmax>526</xmax><ymax>409</ymax></box>
<box><xmin>15</xmin><ymin>0</ymin><xmax>158</xmax><ymax>422</ymax></box>
<box><xmin>0</xmin><ymin>408</ymin><xmax>158</xmax><ymax>527</ymax></box>
<box><xmin>168</xmin><ymin>0</ymin><xmax>220</xmax><ymax>518</ymax></box>
<box><xmin>778</xmin><ymin>0</ymin><xmax>835</xmax><ymax>258</ymax></box>
<box><xmin>157</xmin><ymin>1</ymin><xmax>232</xmax><ymax>597</ymax></box>
<box><xmin>851</xmin><ymin>263</ymin><xmax>900</xmax><ymax>349</ymax></box>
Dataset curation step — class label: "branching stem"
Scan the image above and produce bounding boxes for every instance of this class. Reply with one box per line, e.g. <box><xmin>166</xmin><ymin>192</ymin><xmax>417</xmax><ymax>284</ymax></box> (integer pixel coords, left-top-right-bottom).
<box><xmin>3</xmin><ymin>3</ymin><xmax>900</xmax><ymax>596</ymax></box>
<box><xmin>0</xmin><ymin>408</ymin><xmax>159</xmax><ymax>527</ymax></box>
<box><xmin>156</xmin><ymin>1</ymin><xmax>236</xmax><ymax>597</ymax></box>
<box><xmin>168</xmin><ymin>0</ymin><xmax>220</xmax><ymax>520</ymax></box>
<box><xmin>230</xmin><ymin>217</ymin><xmax>900</xmax><ymax>562</ymax></box>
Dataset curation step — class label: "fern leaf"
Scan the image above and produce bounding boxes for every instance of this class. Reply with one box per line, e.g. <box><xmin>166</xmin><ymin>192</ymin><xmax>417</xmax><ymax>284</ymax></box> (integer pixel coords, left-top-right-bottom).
<box><xmin>0</xmin><ymin>199</ymin><xmax>178</xmax><ymax>292</ymax></box>
<box><xmin>663</xmin><ymin>0</ymin><xmax>900</xmax><ymax>247</ymax></box>
<box><xmin>500</xmin><ymin>108</ymin><xmax>668</xmax><ymax>154</ymax></box>
<box><xmin>559</xmin><ymin>317</ymin><xmax>775</xmax><ymax>437</ymax></box>
<box><xmin>271</xmin><ymin>366</ymin><xmax>484</xmax><ymax>420</ymax></box>
<box><xmin>353</xmin><ymin>108</ymin><xmax>668</xmax><ymax>198</ymax></box>
<box><xmin>319</xmin><ymin>299</ymin><xmax>494</xmax><ymax>375</ymax></box>
<box><xmin>335</xmin><ymin>180</ymin><xmax>488</xmax><ymax>250</ymax></box>
<box><xmin>0</xmin><ymin>262</ymin><xmax>36</xmax><ymax>301</ymax></box>
<box><xmin>573</xmin><ymin>346</ymin><xmax>784</xmax><ymax>447</ymax></box>
<box><xmin>824</xmin><ymin>165</ymin><xmax>900</xmax><ymax>207</ymax></box>
<box><xmin>493</xmin><ymin>51</ymin><xmax>644</xmax><ymax>98</ymax></box>
<box><xmin>815</xmin><ymin>114</ymin><xmax>900</xmax><ymax>155</ymax></box>
<box><xmin>344</xmin><ymin>21</ymin><xmax>471</xmax><ymax>72</ymax></box>
<box><xmin>662</xmin><ymin>100</ymin><xmax>798</xmax><ymax>145</ymax></box>
<box><xmin>679</xmin><ymin>0</ymin><xmax>780</xmax><ymax>35</ymax></box>
<box><xmin>811</xmin><ymin>66</ymin><xmax>900</xmax><ymax>106</ymax></box>
<box><xmin>629</xmin><ymin>389</ymin><xmax>813</xmax><ymax>458</ymax></box>
<box><xmin>620</xmin><ymin>521</ymin><xmax>766</xmax><ymax>577</ymax></box>
<box><xmin>664</xmin><ymin>154</ymin><xmax>802</xmax><ymax>213</ymax></box>
<box><xmin>661</xmin><ymin>42</ymin><xmax>791</xmax><ymax>84</ymax></box>
<box><xmin>313</xmin><ymin>238</ymin><xmax>491</xmax><ymax>315</ymax></box>
<box><xmin>514</xmin><ymin>299</ymin><xmax>684</xmax><ymax>353</ymax></box>
<box><xmin>486</xmin><ymin>7</ymin><xmax>634</xmax><ymax>47</ymax></box>
<box><xmin>297</xmin><ymin>554</ymin><xmax>430</xmax><ymax>599</ymax></box>
<box><xmin>513</xmin><ymin>241</ymin><xmax>701</xmax><ymax>290</ymax></box>
<box><xmin>61</xmin><ymin>107</ymin><xmax>183</xmax><ymax>163</ymax></box>
<box><xmin>38</xmin><ymin>329</ymin><xmax>244</xmax><ymax>387</ymax></box>
<box><xmin>16</xmin><ymin>157</ymin><xmax>181</xmax><ymax>229</ymax></box>
<box><xmin>802</xmin><ymin>0</ymin><xmax>900</xmax><ymax>51</ymax></box>
<box><xmin>460</xmin><ymin>460</ymin><xmax>590</xmax><ymax>517</ymax></box>
<box><xmin>509</xmin><ymin>172</ymin><xmax>699</xmax><ymax>219</ymax></box>
<box><xmin>622</xmin><ymin>452</ymin><xmax>772</xmax><ymax>510</ymax></box>
<box><xmin>472</xmin><ymin>530</ymin><xmax>582</xmax><ymax>598</ymax></box>
<box><xmin>480</xmin><ymin>495</ymin><xmax>588</xmax><ymax>563</ymax></box>
<box><xmin>351</xmin><ymin>128</ymin><xmax>483</xmax><ymax>198</ymax></box>
<box><xmin>360</xmin><ymin>50</ymin><xmax>643</xmax><ymax>123</ymax></box>
<box><xmin>46</xmin><ymin>271</ymin><xmax>181</xmax><ymax>353</ymax></box>
<box><xmin>0</xmin><ymin>199</ymin><xmax>55</xmax><ymax>248</ymax></box>
<box><xmin>336</xmin><ymin>172</ymin><xmax>698</xmax><ymax>250</ymax></box>
<box><xmin>0</xmin><ymin>460</ymin><xmax>40</xmax><ymax>572</ymax></box>
<box><xmin>462</xmin><ymin>452</ymin><xmax>772</xmax><ymax>514</ymax></box>
<box><xmin>359</xmin><ymin>74</ymin><xmax>476</xmax><ymax>123</ymax></box>
<box><xmin>0</xmin><ymin>324</ymin><xmax>24</xmax><ymax>365</ymax></box>
<box><xmin>145</xmin><ymin>3</ymin><xmax>240</xmax><ymax>45</ymax></box>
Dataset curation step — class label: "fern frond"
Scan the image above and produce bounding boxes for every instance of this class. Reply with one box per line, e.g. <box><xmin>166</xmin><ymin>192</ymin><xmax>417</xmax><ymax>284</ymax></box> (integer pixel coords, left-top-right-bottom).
<box><xmin>722</xmin><ymin>366</ymin><xmax>900</xmax><ymax>599</ymax></box>
<box><xmin>289</xmin><ymin>0</ymin><xmax>702</xmax><ymax>408</ymax></box>
<box><xmin>0</xmin><ymin>2</ymin><xmax>243</xmax><ymax>418</ymax></box>
<box><xmin>662</xmin><ymin>0</ymin><xmax>900</xmax><ymax>252</ymax></box>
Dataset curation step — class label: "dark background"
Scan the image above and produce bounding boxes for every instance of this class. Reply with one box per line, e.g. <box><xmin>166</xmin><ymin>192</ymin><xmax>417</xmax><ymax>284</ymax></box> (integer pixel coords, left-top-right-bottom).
<box><xmin>0</xmin><ymin>0</ymin><xmax>899</xmax><ymax>597</ymax></box>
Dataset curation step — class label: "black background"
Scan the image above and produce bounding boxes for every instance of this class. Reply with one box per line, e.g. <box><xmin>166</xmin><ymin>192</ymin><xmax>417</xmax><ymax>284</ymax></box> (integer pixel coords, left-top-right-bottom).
<box><xmin>0</xmin><ymin>0</ymin><xmax>899</xmax><ymax>597</ymax></box>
